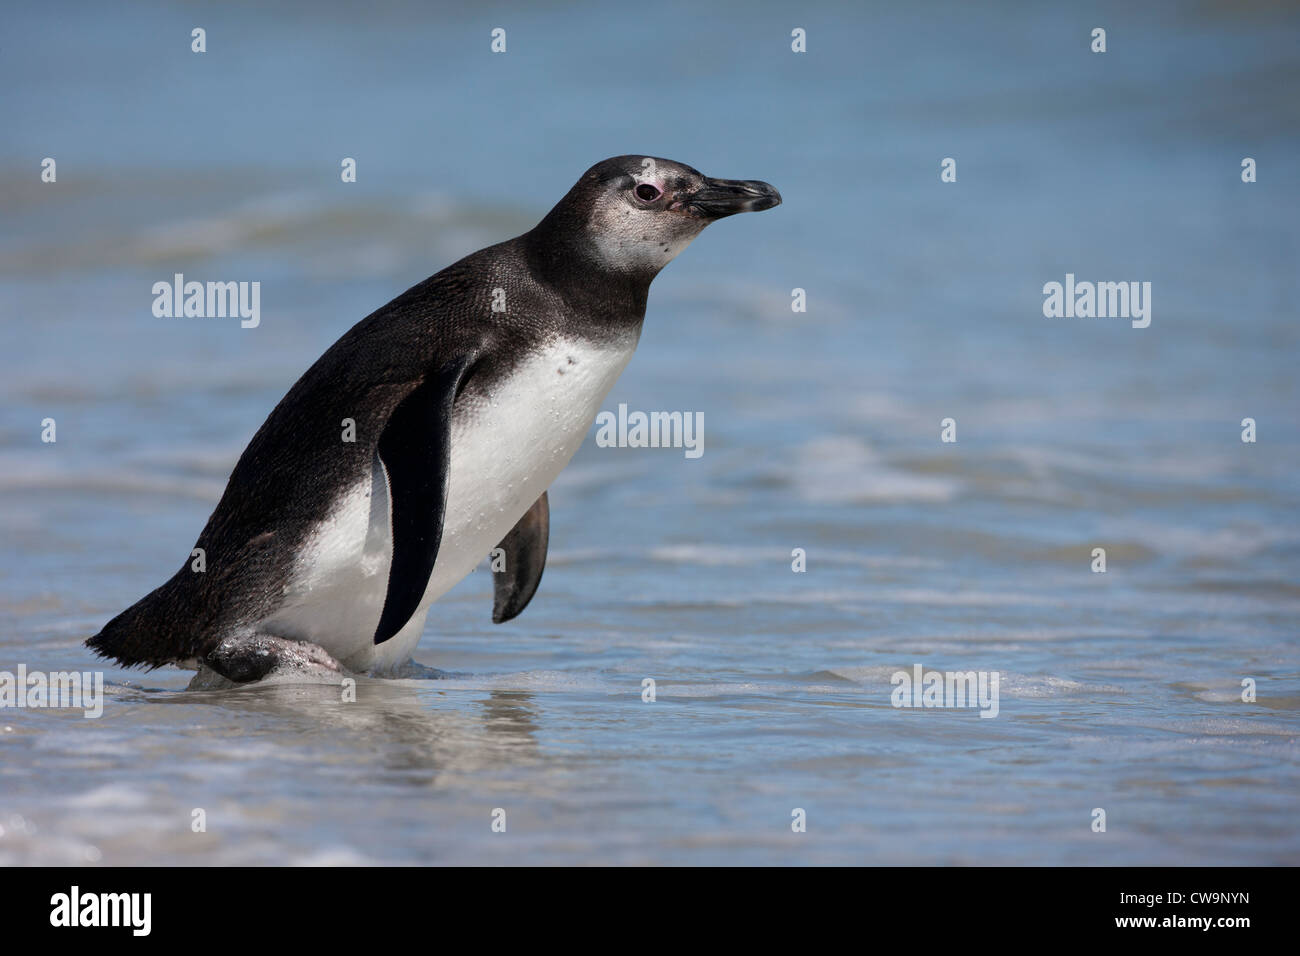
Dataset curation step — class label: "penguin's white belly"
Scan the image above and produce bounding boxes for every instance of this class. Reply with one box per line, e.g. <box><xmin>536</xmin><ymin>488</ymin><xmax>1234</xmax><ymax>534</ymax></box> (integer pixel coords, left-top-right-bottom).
<box><xmin>265</xmin><ymin>334</ymin><xmax>636</xmax><ymax>671</ymax></box>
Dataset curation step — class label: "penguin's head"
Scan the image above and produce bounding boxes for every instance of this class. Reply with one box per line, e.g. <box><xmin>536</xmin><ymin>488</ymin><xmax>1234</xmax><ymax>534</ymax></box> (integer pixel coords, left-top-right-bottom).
<box><xmin>535</xmin><ymin>155</ymin><xmax>781</xmax><ymax>279</ymax></box>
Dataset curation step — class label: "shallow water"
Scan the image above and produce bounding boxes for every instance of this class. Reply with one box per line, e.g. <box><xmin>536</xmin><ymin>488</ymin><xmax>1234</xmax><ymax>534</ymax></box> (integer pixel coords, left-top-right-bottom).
<box><xmin>1</xmin><ymin>1</ymin><xmax>1298</xmax><ymax>864</ymax></box>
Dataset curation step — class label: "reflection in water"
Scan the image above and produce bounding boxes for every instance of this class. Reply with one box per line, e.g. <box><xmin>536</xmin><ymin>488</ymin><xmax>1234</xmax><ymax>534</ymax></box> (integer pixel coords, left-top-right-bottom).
<box><xmin>164</xmin><ymin>678</ymin><xmax>542</xmax><ymax>786</ymax></box>
<box><xmin>478</xmin><ymin>691</ymin><xmax>540</xmax><ymax>738</ymax></box>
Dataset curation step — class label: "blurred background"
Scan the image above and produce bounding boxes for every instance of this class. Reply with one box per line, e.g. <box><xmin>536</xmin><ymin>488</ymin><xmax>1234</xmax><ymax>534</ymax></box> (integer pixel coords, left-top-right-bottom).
<box><xmin>0</xmin><ymin>0</ymin><xmax>1297</xmax><ymax>864</ymax></box>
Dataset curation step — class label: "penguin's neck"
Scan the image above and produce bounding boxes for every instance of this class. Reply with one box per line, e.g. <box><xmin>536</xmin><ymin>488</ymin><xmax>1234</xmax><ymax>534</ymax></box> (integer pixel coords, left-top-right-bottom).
<box><xmin>519</xmin><ymin>220</ymin><xmax>652</xmax><ymax>329</ymax></box>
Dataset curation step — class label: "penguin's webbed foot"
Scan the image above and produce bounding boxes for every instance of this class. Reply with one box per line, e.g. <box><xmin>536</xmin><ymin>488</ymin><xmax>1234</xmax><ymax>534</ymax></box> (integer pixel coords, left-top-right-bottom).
<box><xmin>202</xmin><ymin>632</ymin><xmax>343</xmax><ymax>684</ymax></box>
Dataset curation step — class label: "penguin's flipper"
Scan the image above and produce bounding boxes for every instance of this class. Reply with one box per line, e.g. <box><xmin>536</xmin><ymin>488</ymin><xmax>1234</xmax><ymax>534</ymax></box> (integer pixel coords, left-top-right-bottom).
<box><xmin>373</xmin><ymin>357</ymin><xmax>476</xmax><ymax>646</ymax></box>
<box><xmin>492</xmin><ymin>491</ymin><xmax>549</xmax><ymax>624</ymax></box>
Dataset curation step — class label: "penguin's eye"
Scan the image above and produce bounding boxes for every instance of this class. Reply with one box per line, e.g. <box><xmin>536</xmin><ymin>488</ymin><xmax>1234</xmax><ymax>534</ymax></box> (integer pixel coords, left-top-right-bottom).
<box><xmin>634</xmin><ymin>183</ymin><xmax>661</xmax><ymax>203</ymax></box>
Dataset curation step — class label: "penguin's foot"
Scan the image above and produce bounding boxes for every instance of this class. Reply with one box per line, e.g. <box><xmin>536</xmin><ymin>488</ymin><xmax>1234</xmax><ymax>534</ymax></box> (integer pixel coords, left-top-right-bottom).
<box><xmin>200</xmin><ymin>632</ymin><xmax>344</xmax><ymax>685</ymax></box>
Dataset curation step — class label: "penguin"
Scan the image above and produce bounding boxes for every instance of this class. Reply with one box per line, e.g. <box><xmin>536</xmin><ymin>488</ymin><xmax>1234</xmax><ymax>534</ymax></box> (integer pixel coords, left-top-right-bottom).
<box><xmin>87</xmin><ymin>156</ymin><xmax>781</xmax><ymax>683</ymax></box>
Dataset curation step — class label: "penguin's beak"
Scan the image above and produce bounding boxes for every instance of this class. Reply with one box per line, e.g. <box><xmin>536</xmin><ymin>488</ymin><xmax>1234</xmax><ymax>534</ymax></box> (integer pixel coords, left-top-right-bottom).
<box><xmin>683</xmin><ymin>177</ymin><xmax>782</xmax><ymax>219</ymax></box>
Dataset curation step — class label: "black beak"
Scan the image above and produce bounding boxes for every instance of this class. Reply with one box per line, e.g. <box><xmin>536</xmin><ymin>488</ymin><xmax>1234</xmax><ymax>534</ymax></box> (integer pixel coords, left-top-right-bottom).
<box><xmin>685</xmin><ymin>177</ymin><xmax>782</xmax><ymax>219</ymax></box>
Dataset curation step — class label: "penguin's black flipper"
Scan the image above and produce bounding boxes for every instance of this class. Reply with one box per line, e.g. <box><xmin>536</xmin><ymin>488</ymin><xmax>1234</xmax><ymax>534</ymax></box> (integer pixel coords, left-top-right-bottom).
<box><xmin>492</xmin><ymin>491</ymin><xmax>549</xmax><ymax>624</ymax></box>
<box><xmin>372</xmin><ymin>357</ymin><xmax>476</xmax><ymax>646</ymax></box>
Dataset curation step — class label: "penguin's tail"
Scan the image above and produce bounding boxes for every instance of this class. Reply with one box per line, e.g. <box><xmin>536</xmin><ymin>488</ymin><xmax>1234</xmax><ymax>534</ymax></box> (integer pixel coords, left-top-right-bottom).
<box><xmin>86</xmin><ymin>575</ymin><xmax>206</xmax><ymax>670</ymax></box>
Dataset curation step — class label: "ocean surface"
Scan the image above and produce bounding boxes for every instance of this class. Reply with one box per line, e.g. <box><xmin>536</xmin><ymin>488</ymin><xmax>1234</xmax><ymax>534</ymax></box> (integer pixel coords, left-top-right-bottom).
<box><xmin>1</xmin><ymin>1</ymin><xmax>1297</xmax><ymax>864</ymax></box>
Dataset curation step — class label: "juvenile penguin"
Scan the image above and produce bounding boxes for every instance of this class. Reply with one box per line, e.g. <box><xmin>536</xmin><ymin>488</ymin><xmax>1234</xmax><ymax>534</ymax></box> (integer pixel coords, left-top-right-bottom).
<box><xmin>87</xmin><ymin>156</ymin><xmax>781</xmax><ymax>682</ymax></box>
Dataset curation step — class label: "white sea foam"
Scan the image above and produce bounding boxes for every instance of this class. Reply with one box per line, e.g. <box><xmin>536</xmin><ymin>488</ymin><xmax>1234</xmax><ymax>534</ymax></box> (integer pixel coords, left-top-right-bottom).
<box><xmin>786</xmin><ymin>436</ymin><xmax>962</xmax><ymax>504</ymax></box>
